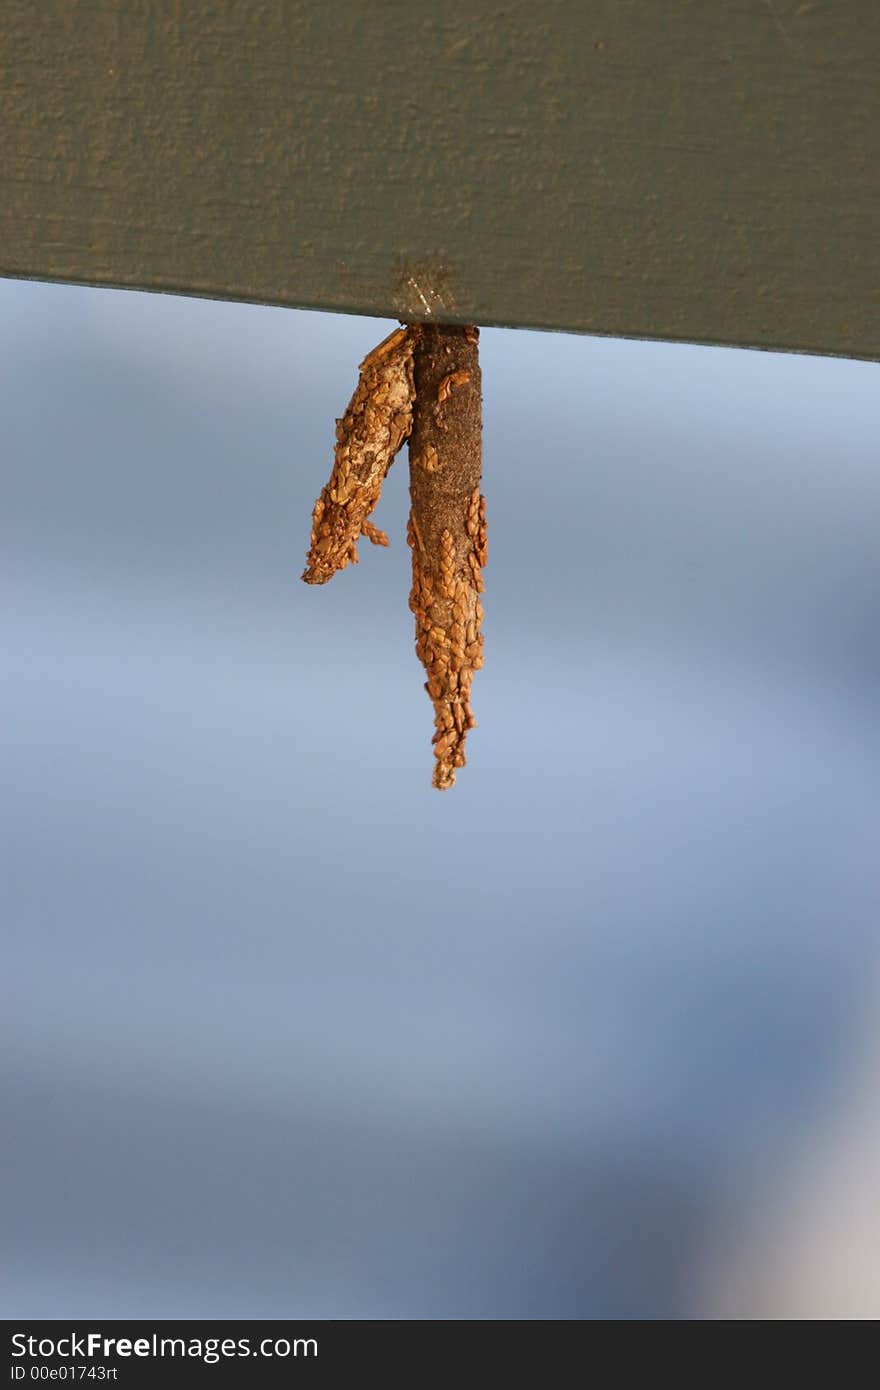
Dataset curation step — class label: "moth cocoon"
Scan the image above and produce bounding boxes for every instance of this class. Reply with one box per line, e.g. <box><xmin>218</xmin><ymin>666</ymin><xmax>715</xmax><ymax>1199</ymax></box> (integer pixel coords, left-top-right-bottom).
<box><xmin>302</xmin><ymin>325</ymin><xmax>418</xmax><ymax>585</ymax></box>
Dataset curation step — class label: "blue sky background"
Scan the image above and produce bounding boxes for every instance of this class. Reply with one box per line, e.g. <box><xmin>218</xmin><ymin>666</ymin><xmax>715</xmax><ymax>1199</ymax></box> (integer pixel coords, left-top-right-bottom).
<box><xmin>2</xmin><ymin>277</ymin><xmax>879</xmax><ymax>1317</ymax></box>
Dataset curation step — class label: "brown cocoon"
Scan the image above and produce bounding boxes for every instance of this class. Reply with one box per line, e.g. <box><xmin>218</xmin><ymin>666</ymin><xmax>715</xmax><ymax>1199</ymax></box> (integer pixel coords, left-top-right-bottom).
<box><xmin>407</xmin><ymin>324</ymin><xmax>485</xmax><ymax>789</ymax></box>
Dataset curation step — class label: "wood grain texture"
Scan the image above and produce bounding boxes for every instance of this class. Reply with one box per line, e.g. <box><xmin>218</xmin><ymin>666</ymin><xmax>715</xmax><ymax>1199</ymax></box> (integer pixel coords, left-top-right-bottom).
<box><xmin>1</xmin><ymin>0</ymin><xmax>878</xmax><ymax>359</ymax></box>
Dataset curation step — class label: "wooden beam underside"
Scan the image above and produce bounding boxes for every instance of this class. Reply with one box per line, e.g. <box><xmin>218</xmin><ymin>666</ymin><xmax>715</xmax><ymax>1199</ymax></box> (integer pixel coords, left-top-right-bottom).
<box><xmin>1</xmin><ymin>1</ymin><xmax>878</xmax><ymax>360</ymax></box>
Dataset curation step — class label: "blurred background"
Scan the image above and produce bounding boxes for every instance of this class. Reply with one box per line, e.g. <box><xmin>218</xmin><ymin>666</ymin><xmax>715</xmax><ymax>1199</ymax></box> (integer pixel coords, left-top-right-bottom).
<box><xmin>2</xmin><ymin>277</ymin><xmax>879</xmax><ymax>1319</ymax></box>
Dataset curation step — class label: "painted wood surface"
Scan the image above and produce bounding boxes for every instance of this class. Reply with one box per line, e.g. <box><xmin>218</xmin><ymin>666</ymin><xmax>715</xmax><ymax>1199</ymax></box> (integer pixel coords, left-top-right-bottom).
<box><xmin>1</xmin><ymin>1</ymin><xmax>877</xmax><ymax>358</ymax></box>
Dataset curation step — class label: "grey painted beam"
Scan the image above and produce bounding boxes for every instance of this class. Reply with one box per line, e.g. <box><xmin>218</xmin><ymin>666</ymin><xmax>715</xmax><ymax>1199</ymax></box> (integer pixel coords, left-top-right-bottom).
<box><xmin>1</xmin><ymin>1</ymin><xmax>878</xmax><ymax>359</ymax></box>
